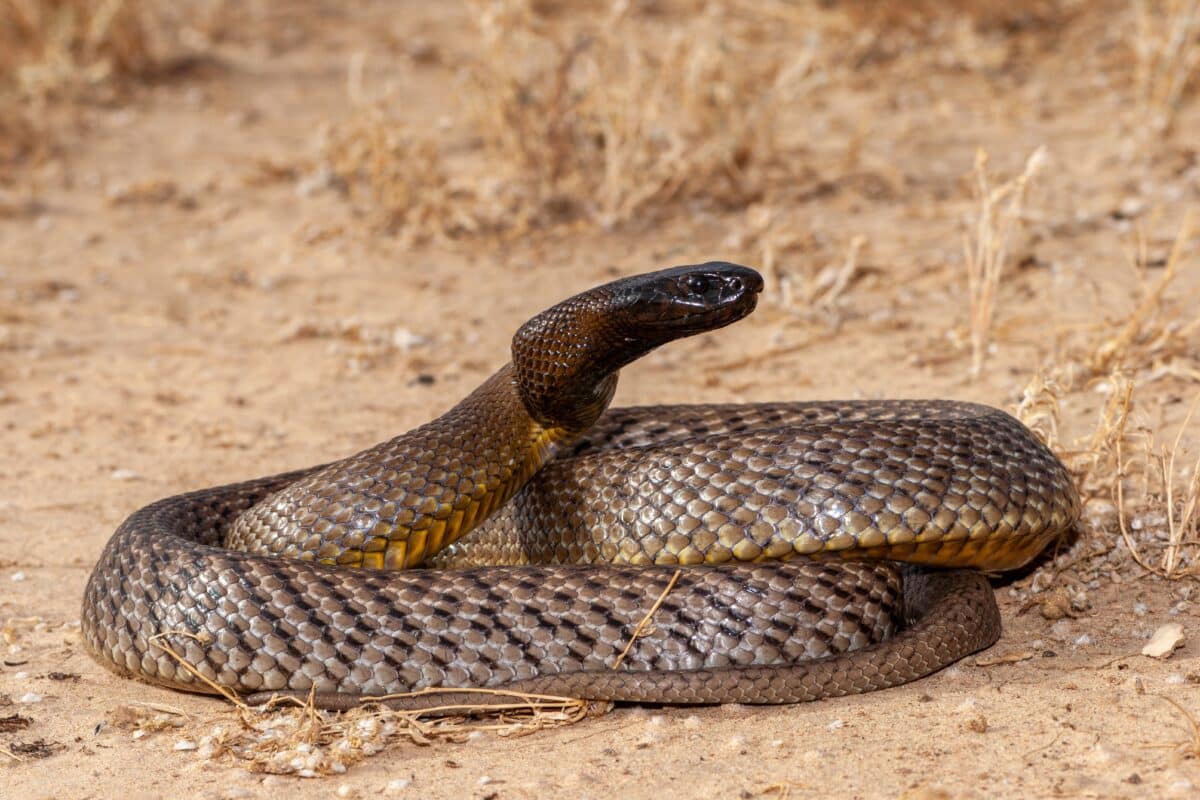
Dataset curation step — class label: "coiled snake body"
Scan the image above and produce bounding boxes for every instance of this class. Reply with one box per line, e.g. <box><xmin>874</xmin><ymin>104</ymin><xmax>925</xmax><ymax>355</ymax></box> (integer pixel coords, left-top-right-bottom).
<box><xmin>82</xmin><ymin>264</ymin><xmax>1079</xmax><ymax>706</ymax></box>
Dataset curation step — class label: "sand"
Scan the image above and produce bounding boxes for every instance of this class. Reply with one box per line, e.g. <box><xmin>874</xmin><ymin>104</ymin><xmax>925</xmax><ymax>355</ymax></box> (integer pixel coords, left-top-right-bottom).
<box><xmin>2</xmin><ymin>3</ymin><xmax>1198</xmax><ymax>798</ymax></box>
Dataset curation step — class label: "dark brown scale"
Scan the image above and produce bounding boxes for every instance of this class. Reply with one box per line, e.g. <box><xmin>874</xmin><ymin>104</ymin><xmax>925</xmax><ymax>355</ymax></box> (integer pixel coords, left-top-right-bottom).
<box><xmin>80</xmin><ymin>263</ymin><xmax>1077</xmax><ymax>707</ymax></box>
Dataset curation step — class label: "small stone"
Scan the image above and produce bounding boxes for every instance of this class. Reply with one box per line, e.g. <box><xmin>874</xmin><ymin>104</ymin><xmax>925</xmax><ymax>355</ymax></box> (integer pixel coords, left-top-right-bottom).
<box><xmin>963</xmin><ymin>714</ymin><xmax>988</xmax><ymax>734</ymax></box>
<box><xmin>384</xmin><ymin>778</ymin><xmax>411</xmax><ymax>793</ymax></box>
<box><xmin>10</xmin><ymin>572</ymin><xmax>25</xmax><ymax>582</ymax></box>
<box><xmin>174</xmin><ymin>740</ymin><xmax>197</xmax><ymax>751</ymax></box>
<box><xmin>110</xmin><ymin>469</ymin><xmax>140</xmax><ymax>481</ymax></box>
<box><xmin>17</xmin><ymin>693</ymin><xmax>42</xmax><ymax>704</ymax></box>
<box><xmin>1142</xmin><ymin>623</ymin><xmax>1185</xmax><ymax>658</ymax></box>
<box><xmin>826</xmin><ymin>719</ymin><xmax>844</xmax><ymax>731</ymax></box>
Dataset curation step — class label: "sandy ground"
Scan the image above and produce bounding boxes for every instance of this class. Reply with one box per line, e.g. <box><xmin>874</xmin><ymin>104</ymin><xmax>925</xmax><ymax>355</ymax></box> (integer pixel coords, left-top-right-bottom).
<box><xmin>2</xmin><ymin>3</ymin><xmax>1200</xmax><ymax>798</ymax></box>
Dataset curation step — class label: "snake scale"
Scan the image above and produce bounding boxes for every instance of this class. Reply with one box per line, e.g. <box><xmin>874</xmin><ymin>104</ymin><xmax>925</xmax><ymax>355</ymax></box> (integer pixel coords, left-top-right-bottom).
<box><xmin>82</xmin><ymin>263</ymin><xmax>1080</xmax><ymax>707</ymax></box>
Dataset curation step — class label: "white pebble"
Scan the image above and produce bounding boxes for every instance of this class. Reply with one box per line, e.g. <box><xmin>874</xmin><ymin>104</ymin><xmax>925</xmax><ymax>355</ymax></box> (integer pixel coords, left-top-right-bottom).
<box><xmin>10</xmin><ymin>571</ymin><xmax>25</xmax><ymax>582</ymax></box>
<box><xmin>477</xmin><ymin>776</ymin><xmax>493</xmax><ymax>786</ymax></box>
<box><xmin>1133</xmin><ymin>602</ymin><xmax>1148</xmax><ymax>616</ymax></box>
<box><xmin>110</xmin><ymin>468</ymin><xmax>140</xmax><ymax>481</ymax></box>
<box><xmin>1074</xmin><ymin>634</ymin><xmax>1093</xmax><ymax>647</ymax></box>
<box><xmin>826</xmin><ymin>719</ymin><xmax>844</xmax><ymax>731</ymax></box>
<box><xmin>173</xmin><ymin>740</ymin><xmax>197</xmax><ymax>751</ymax></box>
<box><xmin>1143</xmin><ymin>623</ymin><xmax>1185</xmax><ymax>658</ymax></box>
<box><xmin>1166</xmin><ymin>673</ymin><xmax>1186</xmax><ymax>685</ymax></box>
<box><xmin>336</xmin><ymin>785</ymin><xmax>355</xmax><ymax>798</ymax></box>
<box><xmin>14</xmin><ymin>671</ymin><xmax>28</xmax><ymax>680</ymax></box>
<box><xmin>683</xmin><ymin>715</ymin><xmax>702</xmax><ymax>730</ymax></box>
<box><xmin>391</xmin><ymin>328</ymin><xmax>427</xmax><ymax>350</ymax></box>
<box><xmin>385</xmin><ymin>778</ymin><xmax>411</xmax><ymax>793</ymax></box>
<box><xmin>17</xmin><ymin>692</ymin><xmax>42</xmax><ymax>704</ymax></box>
<box><xmin>729</xmin><ymin>734</ymin><xmax>748</xmax><ymax>748</ymax></box>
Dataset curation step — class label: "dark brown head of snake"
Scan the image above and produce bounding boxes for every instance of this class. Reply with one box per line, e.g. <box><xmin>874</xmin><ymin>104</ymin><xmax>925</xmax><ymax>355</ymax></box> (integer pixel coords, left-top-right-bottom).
<box><xmin>512</xmin><ymin>262</ymin><xmax>763</xmax><ymax>431</ymax></box>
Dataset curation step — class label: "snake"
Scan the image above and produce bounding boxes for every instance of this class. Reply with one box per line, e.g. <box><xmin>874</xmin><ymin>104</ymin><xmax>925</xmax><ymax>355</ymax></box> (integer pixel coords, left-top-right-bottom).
<box><xmin>81</xmin><ymin>262</ymin><xmax>1080</xmax><ymax>708</ymax></box>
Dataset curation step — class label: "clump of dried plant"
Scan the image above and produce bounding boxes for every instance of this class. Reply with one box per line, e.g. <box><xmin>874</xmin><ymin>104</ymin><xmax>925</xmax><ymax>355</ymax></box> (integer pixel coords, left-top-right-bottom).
<box><xmin>0</xmin><ymin>0</ymin><xmax>161</xmax><ymax>103</ymax></box>
<box><xmin>322</xmin><ymin>0</ymin><xmax>823</xmax><ymax>243</ymax></box>
<box><xmin>963</xmin><ymin>146</ymin><xmax>1046</xmax><ymax>379</ymax></box>
<box><xmin>1016</xmin><ymin>212</ymin><xmax>1200</xmax><ymax>580</ymax></box>
<box><xmin>0</xmin><ymin>0</ymin><xmax>208</xmax><ymax>177</ymax></box>
<box><xmin>189</xmin><ymin>692</ymin><xmax>593</xmax><ymax>777</ymax></box>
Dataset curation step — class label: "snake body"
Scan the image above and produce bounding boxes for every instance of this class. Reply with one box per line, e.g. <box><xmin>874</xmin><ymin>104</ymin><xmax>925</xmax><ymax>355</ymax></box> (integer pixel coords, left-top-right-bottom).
<box><xmin>82</xmin><ymin>263</ymin><xmax>1079</xmax><ymax>706</ymax></box>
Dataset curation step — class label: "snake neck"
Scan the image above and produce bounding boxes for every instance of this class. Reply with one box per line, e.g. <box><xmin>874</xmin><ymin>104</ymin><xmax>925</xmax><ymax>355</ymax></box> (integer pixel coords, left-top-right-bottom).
<box><xmin>511</xmin><ymin>294</ymin><xmax>664</xmax><ymax>433</ymax></box>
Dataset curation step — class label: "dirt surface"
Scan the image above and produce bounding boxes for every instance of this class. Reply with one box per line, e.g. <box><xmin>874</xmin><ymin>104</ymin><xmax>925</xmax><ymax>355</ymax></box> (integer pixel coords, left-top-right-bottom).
<box><xmin>2</xmin><ymin>3</ymin><xmax>1200</xmax><ymax>798</ymax></box>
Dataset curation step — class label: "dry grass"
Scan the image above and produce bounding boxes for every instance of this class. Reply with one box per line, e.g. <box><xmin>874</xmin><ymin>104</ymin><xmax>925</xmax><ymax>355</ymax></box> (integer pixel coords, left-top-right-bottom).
<box><xmin>0</xmin><ymin>0</ymin><xmax>207</xmax><ymax>177</ymax></box>
<box><xmin>1016</xmin><ymin>212</ymin><xmax>1200</xmax><ymax>581</ymax></box>
<box><xmin>962</xmin><ymin>147</ymin><xmax>1046</xmax><ymax>379</ymax></box>
<box><xmin>145</xmin><ymin>630</ymin><xmax>598</xmax><ymax>776</ymax></box>
<box><xmin>1132</xmin><ymin>0</ymin><xmax>1200</xmax><ymax>140</ymax></box>
<box><xmin>0</xmin><ymin>0</ymin><xmax>161</xmax><ymax>102</ymax></box>
<box><xmin>322</xmin><ymin>0</ymin><xmax>824</xmax><ymax>242</ymax></box>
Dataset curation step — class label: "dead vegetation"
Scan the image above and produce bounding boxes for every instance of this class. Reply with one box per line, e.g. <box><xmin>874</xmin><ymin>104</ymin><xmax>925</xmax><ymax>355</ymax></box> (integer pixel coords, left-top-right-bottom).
<box><xmin>963</xmin><ymin>147</ymin><xmax>1046</xmax><ymax>379</ymax></box>
<box><xmin>322</xmin><ymin>0</ymin><xmax>829</xmax><ymax>242</ymax></box>
<box><xmin>110</xmin><ymin>691</ymin><xmax>593</xmax><ymax>777</ymax></box>
<box><xmin>0</xmin><ymin>0</ymin><xmax>212</xmax><ymax>177</ymax></box>
<box><xmin>1132</xmin><ymin>0</ymin><xmax>1200</xmax><ymax>140</ymax></box>
<box><xmin>1015</xmin><ymin>212</ymin><xmax>1200</xmax><ymax>581</ymax></box>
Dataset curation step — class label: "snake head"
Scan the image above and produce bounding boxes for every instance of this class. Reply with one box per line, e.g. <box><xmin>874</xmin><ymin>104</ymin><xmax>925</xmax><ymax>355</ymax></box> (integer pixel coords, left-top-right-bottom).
<box><xmin>613</xmin><ymin>262</ymin><xmax>763</xmax><ymax>337</ymax></box>
<box><xmin>512</xmin><ymin>262</ymin><xmax>763</xmax><ymax>432</ymax></box>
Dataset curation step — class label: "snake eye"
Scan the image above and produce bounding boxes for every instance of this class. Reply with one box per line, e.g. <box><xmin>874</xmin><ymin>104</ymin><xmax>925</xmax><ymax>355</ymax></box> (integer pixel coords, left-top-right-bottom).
<box><xmin>685</xmin><ymin>274</ymin><xmax>712</xmax><ymax>296</ymax></box>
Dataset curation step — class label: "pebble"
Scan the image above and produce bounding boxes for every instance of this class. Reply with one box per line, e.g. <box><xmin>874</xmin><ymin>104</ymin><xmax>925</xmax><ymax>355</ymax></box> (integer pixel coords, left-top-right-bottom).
<box><xmin>10</xmin><ymin>571</ymin><xmax>25</xmax><ymax>582</ymax></box>
<box><xmin>826</xmin><ymin>719</ymin><xmax>845</xmax><ymax>731</ymax></box>
<box><xmin>110</xmin><ymin>468</ymin><xmax>140</xmax><ymax>481</ymax></box>
<box><xmin>17</xmin><ymin>692</ymin><xmax>42</xmax><ymax>704</ymax></box>
<box><xmin>384</xmin><ymin>778</ymin><xmax>411</xmax><ymax>793</ymax></box>
<box><xmin>1142</xmin><ymin>623</ymin><xmax>1185</xmax><ymax>658</ymax></box>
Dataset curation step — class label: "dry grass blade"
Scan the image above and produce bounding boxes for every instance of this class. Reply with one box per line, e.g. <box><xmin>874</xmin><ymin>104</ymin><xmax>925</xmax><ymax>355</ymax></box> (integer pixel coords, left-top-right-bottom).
<box><xmin>149</xmin><ymin>631</ymin><xmax>249</xmax><ymax>709</ymax></box>
<box><xmin>1132</xmin><ymin>0</ymin><xmax>1200</xmax><ymax>140</ymax></box>
<box><xmin>1091</xmin><ymin>210</ymin><xmax>1196</xmax><ymax>376</ymax></box>
<box><xmin>612</xmin><ymin>568</ymin><xmax>682</xmax><ymax>671</ymax></box>
<box><xmin>963</xmin><ymin>146</ymin><xmax>1046</xmax><ymax>378</ymax></box>
<box><xmin>1156</xmin><ymin>391</ymin><xmax>1200</xmax><ymax>576</ymax></box>
<box><xmin>1148</xmin><ymin>695</ymin><xmax>1200</xmax><ymax>757</ymax></box>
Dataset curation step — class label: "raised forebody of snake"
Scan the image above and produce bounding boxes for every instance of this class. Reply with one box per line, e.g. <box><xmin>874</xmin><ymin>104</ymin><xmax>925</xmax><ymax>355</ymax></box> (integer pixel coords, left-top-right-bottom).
<box><xmin>82</xmin><ymin>263</ymin><xmax>1079</xmax><ymax>707</ymax></box>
